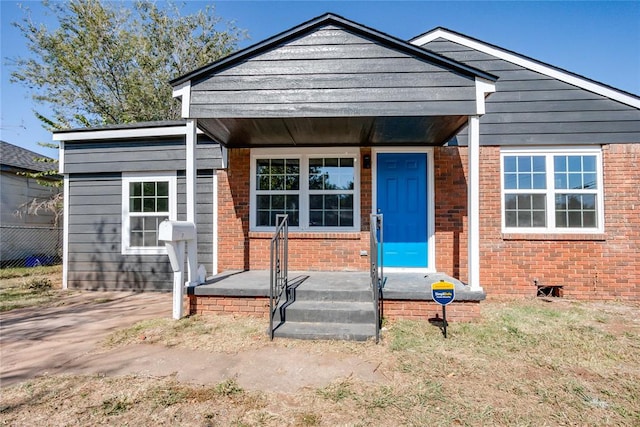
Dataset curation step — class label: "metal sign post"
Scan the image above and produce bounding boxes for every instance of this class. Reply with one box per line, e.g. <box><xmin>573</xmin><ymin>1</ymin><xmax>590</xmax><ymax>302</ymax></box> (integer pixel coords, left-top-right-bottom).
<box><xmin>431</xmin><ymin>280</ymin><xmax>455</xmax><ymax>338</ymax></box>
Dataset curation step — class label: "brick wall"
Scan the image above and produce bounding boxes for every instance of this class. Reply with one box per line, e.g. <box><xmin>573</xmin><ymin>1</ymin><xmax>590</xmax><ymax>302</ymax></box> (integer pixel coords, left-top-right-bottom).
<box><xmin>384</xmin><ymin>300</ymin><xmax>481</xmax><ymax>322</ymax></box>
<box><xmin>217</xmin><ymin>148</ymin><xmax>372</xmax><ymax>272</ymax></box>
<box><xmin>189</xmin><ymin>294</ymin><xmax>480</xmax><ymax>322</ymax></box>
<box><xmin>216</xmin><ymin>144</ymin><xmax>640</xmax><ymax>301</ymax></box>
<box><xmin>406</xmin><ymin>144</ymin><xmax>639</xmax><ymax>301</ymax></box>
<box><xmin>189</xmin><ymin>295</ymin><xmax>269</xmax><ymax>317</ymax></box>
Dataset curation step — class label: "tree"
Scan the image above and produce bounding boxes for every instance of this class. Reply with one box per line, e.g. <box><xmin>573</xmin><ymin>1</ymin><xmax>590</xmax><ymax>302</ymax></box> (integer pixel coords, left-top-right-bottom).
<box><xmin>9</xmin><ymin>0</ymin><xmax>245</xmax><ymax>224</ymax></box>
<box><xmin>11</xmin><ymin>0</ymin><xmax>246</xmax><ymax>131</ymax></box>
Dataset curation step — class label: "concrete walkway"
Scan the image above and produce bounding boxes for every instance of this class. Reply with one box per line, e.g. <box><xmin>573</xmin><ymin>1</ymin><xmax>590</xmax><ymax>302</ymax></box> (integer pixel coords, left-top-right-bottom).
<box><xmin>0</xmin><ymin>291</ymin><xmax>384</xmax><ymax>390</ymax></box>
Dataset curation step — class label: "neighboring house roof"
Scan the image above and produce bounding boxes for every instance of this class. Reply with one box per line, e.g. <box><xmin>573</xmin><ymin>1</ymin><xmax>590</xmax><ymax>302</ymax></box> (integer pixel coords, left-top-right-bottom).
<box><xmin>411</xmin><ymin>27</ymin><xmax>640</xmax><ymax>109</ymax></box>
<box><xmin>171</xmin><ymin>13</ymin><xmax>497</xmax><ymax>87</ymax></box>
<box><xmin>0</xmin><ymin>140</ymin><xmax>54</xmax><ymax>173</ymax></box>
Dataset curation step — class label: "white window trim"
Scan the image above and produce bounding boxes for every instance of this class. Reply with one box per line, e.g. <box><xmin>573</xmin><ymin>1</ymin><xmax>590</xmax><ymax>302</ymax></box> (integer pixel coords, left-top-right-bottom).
<box><xmin>122</xmin><ymin>172</ymin><xmax>177</xmax><ymax>255</ymax></box>
<box><xmin>250</xmin><ymin>147</ymin><xmax>361</xmax><ymax>232</ymax></box>
<box><xmin>500</xmin><ymin>146</ymin><xmax>604</xmax><ymax>234</ymax></box>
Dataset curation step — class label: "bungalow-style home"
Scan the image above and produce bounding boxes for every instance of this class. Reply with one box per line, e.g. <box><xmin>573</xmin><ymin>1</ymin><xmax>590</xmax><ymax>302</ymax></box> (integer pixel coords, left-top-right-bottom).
<box><xmin>54</xmin><ymin>14</ymin><xmax>639</xmax><ymax>338</ymax></box>
<box><xmin>1</xmin><ymin>141</ymin><xmax>61</xmax><ymax>267</ymax></box>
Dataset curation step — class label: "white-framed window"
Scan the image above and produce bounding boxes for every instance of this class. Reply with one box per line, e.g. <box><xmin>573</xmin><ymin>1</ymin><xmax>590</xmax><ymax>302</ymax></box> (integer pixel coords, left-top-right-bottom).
<box><xmin>122</xmin><ymin>172</ymin><xmax>177</xmax><ymax>254</ymax></box>
<box><xmin>250</xmin><ymin>148</ymin><xmax>360</xmax><ymax>231</ymax></box>
<box><xmin>501</xmin><ymin>147</ymin><xmax>604</xmax><ymax>233</ymax></box>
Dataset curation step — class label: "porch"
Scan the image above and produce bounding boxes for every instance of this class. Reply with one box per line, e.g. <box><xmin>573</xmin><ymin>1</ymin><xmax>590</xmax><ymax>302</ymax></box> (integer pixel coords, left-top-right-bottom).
<box><xmin>188</xmin><ymin>270</ymin><xmax>485</xmax><ymax>340</ymax></box>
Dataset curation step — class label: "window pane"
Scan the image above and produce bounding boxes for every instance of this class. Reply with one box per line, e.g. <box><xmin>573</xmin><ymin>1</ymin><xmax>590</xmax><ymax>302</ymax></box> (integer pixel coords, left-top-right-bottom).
<box><xmin>518</xmin><ymin>174</ymin><xmax>532</xmax><ymax>189</ymax></box>
<box><xmin>157</xmin><ymin>197</ymin><xmax>169</xmax><ymax>212</ymax></box>
<box><xmin>130</xmin><ymin>198</ymin><xmax>142</xmax><ymax>212</ymax></box>
<box><xmin>568</xmin><ymin>156</ymin><xmax>582</xmax><ymax>172</ymax></box>
<box><xmin>324</xmin><ymin>211</ymin><xmax>338</xmax><ymax>226</ymax></box>
<box><xmin>143</xmin><ymin>182</ymin><xmax>155</xmax><ymax>196</ymax></box>
<box><xmin>505</xmin><ymin>194</ymin><xmax>517</xmax><ymax>210</ymax></box>
<box><xmin>518</xmin><ymin>156</ymin><xmax>531</xmax><ymax>172</ymax></box>
<box><xmin>505</xmin><ymin>211</ymin><xmax>517</xmax><ymax>227</ymax></box>
<box><xmin>532</xmin><ymin>211</ymin><xmax>546</xmax><ymax>227</ymax></box>
<box><xmin>583</xmin><ymin>156</ymin><xmax>596</xmax><ymax>172</ymax></box>
<box><xmin>504</xmin><ymin>173</ymin><xmax>517</xmax><ymax>190</ymax></box>
<box><xmin>518</xmin><ymin>194</ymin><xmax>531</xmax><ymax>209</ymax></box>
<box><xmin>143</xmin><ymin>198</ymin><xmax>155</xmax><ymax>212</ymax></box>
<box><xmin>131</xmin><ymin>232</ymin><xmax>144</xmax><ymax>246</ymax></box>
<box><xmin>504</xmin><ymin>156</ymin><xmax>517</xmax><ymax>172</ymax></box>
<box><xmin>554</xmin><ymin>156</ymin><xmax>566</xmax><ymax>172</ymax></box>
<box><xmin>518</xmin><ymin>211</ymin><xmax>532</xmax><ymax>227</ymax></box>
<box><xmin>554</xmin><ymin>173</ymin><xmax>567</xmax><ymax>189</ymax></box>
<box><xmin>568</xmin><ymin>173</ymin><xmax>582</xmax><ymax>189</ymax></box>
<box><xmin>309</xmin><ymin>157</ymin><xmax>354</xmax><ymax>191</ymax></box>
<box><xmin>583</xmin><ymin>211</ymin><xmax>596</xmax><ymax>228</ymax></box>
<box><xmin>130</xmin><ymin>182</ymin><xmax>142</xmax><ymax>197</ymax></box>
<box><xmin>309</xmin><ymin>211</ymin><xmax>323</xmax><ymax>226</ymax></box>
<box><xmin>340</xmin><ymin>211</ymin><xmax>354</xmax><ymax>227</ymax></box>
<box><xmin>157</xmin><ymin>182</ymin><xmax>169</xmax><ymax>197</ymax></box>
<box><xmin>583</xmin><ymin>173</ymin><xmax>597</xmax><ymax>189</ymax></box>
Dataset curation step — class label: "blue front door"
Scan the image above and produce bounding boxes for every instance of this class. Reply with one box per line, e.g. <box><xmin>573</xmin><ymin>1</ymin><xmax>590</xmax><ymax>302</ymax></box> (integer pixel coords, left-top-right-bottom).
<box><xmin>377</xmin><ymin>153</ymin><xmax>428</xmax><ymax>268</ymax></box>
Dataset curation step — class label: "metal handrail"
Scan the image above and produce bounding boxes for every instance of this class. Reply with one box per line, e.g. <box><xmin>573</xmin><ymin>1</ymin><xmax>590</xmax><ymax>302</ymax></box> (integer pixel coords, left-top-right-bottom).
<box><xmin>370</xmin><ymin>213</ymin><xmax>383</xmax><ymax>343</ymax></box>
<box><xmin>269</xmin><ymin>214</ymin><xmax>288</xmax><ymax>340</ymax></box>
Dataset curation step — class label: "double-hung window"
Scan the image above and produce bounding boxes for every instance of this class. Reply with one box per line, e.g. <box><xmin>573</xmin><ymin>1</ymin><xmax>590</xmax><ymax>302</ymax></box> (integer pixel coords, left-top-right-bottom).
<box><xmin>251</xmin><ymin>149</ymin><xmax>359</xmax><ymax>231</ymax></box>
<box><xmin>122</xmin><ymin>173</ymin><xmax>177</xmax><ymax>254</ymax></box>
<box><xmin>501</xmin><ymin>148</ymin><xmax>603</xmax><ymax>233</ymax></box>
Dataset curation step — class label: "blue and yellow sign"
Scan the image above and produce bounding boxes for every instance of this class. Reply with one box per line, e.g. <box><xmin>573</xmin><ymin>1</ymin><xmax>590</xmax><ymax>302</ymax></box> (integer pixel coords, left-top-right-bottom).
<box><xmin>431</xmin><ymin>281</ymin><xmax>455</xmax><ymax>306</ymax></box>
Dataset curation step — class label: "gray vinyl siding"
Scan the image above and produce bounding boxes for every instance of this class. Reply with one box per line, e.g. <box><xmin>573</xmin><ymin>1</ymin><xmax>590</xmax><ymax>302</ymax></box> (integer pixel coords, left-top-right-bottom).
<box><xmin>423</xmin><ymin>39</ymin><xmax>640</xmax><ymax>145</ymax></box>
<box><xmin>63</xmin><ymin>137</ymin><xmax>222</xmax><ymax>174</ymax></box>
<box><xmin>190</xmin><ymin>25</ymin><xmax>479</xmax><ymax>118</ymax></box>
<box><xmin>66</xmin><ymin>170</ymin><xmax>215</xmax><ymax>291</ymax></box>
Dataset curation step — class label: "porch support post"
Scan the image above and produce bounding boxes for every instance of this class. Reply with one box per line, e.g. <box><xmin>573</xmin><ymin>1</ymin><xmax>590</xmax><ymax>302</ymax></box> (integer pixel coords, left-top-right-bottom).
<box><xmin>186</xmin><ymin>119</ymin><xmax>198</xmax><ymax>285</ymax></box>
<box><xmin>468</xmin><ymin>115</ymin><xmax>482</xmax><ymax>292</ymax></box>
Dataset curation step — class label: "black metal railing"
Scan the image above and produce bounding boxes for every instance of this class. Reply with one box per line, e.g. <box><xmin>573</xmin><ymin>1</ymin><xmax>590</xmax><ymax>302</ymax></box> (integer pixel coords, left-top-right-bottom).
<box><xmin>370</xmin><ymin>213</ymin><xmax>384</xmax><ymax>343</ymax></box>
<box><xmin>269</xmin><ymin>214</ymin><xmax>289</xmax><ymax>340</ymax></box>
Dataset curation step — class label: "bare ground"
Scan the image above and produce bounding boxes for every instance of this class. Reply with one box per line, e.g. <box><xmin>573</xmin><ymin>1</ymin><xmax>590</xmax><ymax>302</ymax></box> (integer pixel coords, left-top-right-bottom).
<box><xmin>1</xmin><ymin>284</ymin><xmax>639</xmax><ymax>426</ymax></box>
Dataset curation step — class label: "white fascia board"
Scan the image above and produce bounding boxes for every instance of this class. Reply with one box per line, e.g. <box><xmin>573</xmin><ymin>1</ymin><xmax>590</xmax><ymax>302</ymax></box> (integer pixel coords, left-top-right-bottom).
<box><xmin>62</xmin><ymin>175</ymin><xmax>69</xmax><ymax>289</ymax></box>
<box><xmin>172</xmin><ymin>81</ymin><xmax>191</xmax><ymax>118</ymax></box>
<box><xmin>413</xmin><ymin>29</ymin><xmax>640</xmax><ymax>109</ymax></box>
<box><xmin>53</xmin><ymin>124</ymin><xmax>203</xmax><ymax>142</ymax></box>
<box><xmin>475</xmin><ymin>78</ymin><xmax>496</xmax><ymax>115</ymax></box>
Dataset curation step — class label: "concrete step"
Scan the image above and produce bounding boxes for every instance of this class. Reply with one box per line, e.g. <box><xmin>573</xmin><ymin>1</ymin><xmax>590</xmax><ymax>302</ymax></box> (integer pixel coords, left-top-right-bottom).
<box><xmin>288</xmin><ymin>286</ymin><xmax>372</xmax><ymax>303</ymax></box>
<box><xmin>282</xmin><ymin>300</ymin><xmax>375</xmax><ymax>324</ymax></box>
<box><xmin>273</xmin><ymin>321</ymin><xmax>376</xmax><ymax>341</ymax></box>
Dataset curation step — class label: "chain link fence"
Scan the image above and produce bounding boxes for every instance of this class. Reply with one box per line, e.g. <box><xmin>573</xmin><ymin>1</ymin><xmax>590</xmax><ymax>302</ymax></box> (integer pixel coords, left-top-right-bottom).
<box><xmin>0</xmin><ymin>225</ymin><xmax>63</xmax><ymax>269</ymax></box>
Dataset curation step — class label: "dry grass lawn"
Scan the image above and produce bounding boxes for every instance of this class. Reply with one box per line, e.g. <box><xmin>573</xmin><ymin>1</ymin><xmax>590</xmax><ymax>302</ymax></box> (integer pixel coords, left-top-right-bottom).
<box><xmin>2</xmin><ymin>289</ymin><xmax>639</xmax><ymax>426</ymax></box>
<box><xmin>1</xmin><ymin>265</ymin><xmax>639</xmax><ymax>425</ymax></box>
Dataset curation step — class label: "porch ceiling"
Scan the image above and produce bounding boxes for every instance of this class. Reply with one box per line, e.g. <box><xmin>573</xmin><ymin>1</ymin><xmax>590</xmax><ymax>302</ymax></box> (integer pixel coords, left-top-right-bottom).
<box><xmin>196</xmin><ymin>115</ymin><xmax>469</xmax><ymax>148</ymax></box>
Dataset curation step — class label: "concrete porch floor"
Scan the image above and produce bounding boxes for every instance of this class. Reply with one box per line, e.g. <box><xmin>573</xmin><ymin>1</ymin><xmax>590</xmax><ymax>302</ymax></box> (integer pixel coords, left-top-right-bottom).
<box><xmin>188</xmin><ymin>270</ymin><xmax>486</xmax><ymax>302</ymax></box>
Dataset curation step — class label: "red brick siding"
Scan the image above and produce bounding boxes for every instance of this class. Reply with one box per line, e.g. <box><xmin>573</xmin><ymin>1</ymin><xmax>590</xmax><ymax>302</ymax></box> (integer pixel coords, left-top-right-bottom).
<box><xmin>189</xmin><ymin>295</ymin><xmax>480</xmax><ymax>322</ymax></box>
<box><xmin>477</xmin><ymin>144</ymin><xmax>640</xmax><ymax>300</ymax></box>
<box><xmin>216</xmin><ymin>144</ymin><xmax>640</xmax><ymax>301</ymax></box>
<box><xmin>217</xmin><ymin>148</ymin><xmax>372</xmax><ymax>271</ymax></box>
<box><xmin>189</xmin><ymin>295</ymin><xmax>269</xmax><ymax>318</ymax></box>
<box><xmin>384</xmin><ymin>300</ymin><xmax>481</xmax><ymax>322</ymax></box>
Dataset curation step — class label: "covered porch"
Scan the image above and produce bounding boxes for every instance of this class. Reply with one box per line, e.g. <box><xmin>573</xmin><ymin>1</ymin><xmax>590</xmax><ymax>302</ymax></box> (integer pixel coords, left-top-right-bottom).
<box><xmin>169</xmin><ymin>14</ymin><xmax>496</xmax><ymax>336</ymax></box>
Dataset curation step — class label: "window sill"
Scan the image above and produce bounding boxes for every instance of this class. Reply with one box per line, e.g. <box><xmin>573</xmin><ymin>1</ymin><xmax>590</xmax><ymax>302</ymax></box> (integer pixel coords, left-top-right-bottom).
<box><xmin>249</xmin><ymin>231</ymin><xmax>363</xmax><ymax>240</ymax></box>
<box><xmin>501</xmin><ymin>233</ymin><xmax>606</xmax><ymax>241</ymax></box>
<box><xmin>122</xmin><ymin>247</ymin><xmax>168</xmax><ymax>255</ymax></box>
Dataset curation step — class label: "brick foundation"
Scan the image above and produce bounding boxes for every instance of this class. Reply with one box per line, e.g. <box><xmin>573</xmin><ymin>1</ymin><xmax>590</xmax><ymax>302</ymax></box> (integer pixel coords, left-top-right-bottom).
<box><xmin>384</xmin><ymin>300</ymin><xmax>481</xmax><ymax>322</ymax></box>
<box><xmin>189</xmin><ymin>295</ymin><xmax>270</xmax><ymax>318</ymax></box>
<box><xmin>189</xmin><ymin>295</ymin><xmax>481</xmax><ymax>322</ymax></box>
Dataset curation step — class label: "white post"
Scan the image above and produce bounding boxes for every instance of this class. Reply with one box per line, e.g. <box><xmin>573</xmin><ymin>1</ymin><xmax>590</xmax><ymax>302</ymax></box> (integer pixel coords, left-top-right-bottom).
<box><xmin>171</xmin><ymin>241</ymin><xmax>186</xmax><ymax>319</ymax></box>
<box><xmin>185</xmin><ymin>119</ymin><xmax>198</xmax><ymax>286</ymax></box>
<box><xmin>468</xmin><ymin>115</ymin><xmax>482</xmax><ymax>292</ymax></box>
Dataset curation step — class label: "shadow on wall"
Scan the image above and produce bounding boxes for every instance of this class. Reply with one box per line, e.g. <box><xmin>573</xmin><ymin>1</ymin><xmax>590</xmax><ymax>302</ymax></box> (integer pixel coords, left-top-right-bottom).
<box><xmin>434</xmin><ymin>147</ymin><xmax>467</xmax><ymax>279</ymax></box>
<box><xmin>69</xmin><ymin>219</ymin><xmax>172</xmax><ymax>291</ymax></box>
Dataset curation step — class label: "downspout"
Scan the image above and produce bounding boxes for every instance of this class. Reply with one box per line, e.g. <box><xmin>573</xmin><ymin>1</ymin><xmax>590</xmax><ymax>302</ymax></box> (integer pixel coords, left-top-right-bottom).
<box><xmin>468</xmin><ymin>78</ymin><xmax>496</xmax><ymax>292</ymax></box>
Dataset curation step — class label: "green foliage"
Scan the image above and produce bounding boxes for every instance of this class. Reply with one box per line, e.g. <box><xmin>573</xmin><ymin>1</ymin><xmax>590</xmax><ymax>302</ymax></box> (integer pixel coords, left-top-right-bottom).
<box><xmin>11</xmin><ymin>0</ymin><xmax>246</xmax><ymax>130</ymax></box>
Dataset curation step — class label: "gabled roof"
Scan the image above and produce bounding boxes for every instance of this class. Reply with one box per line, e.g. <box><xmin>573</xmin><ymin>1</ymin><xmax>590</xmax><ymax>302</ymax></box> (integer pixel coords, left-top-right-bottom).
<box><xmin>171</xmin><ymin>13</ymin><xmax>497</xmax><ymax>87</ymax></box>
<box><xmin>0</xmin><ymin>140</ymin><xmax>54</xmax><ymax>172</ymax></box>
<box><xmin>411</xmin><ymin>27</ymin><xmax>640</xmax><ymax>109</ymax></box>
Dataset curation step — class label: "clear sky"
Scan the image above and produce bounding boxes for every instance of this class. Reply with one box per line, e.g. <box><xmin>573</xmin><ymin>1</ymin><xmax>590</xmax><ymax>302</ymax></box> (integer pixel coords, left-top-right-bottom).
<box><xmin>1</xmin><ymin>0</ymin><xmax>639</xmax><ymax>158</ymax></box>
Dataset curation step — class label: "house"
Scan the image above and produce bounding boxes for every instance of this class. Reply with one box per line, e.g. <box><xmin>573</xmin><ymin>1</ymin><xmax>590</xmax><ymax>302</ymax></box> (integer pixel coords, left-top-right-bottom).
<box><xmin>54</xmin><ymin>14</ymin><xmax>640</xmax><ymax>326</ymax></box>
<box><xmin>0</xmin><ymin>141</ymin><xmax>61</xmax><ymax>267</ymax></box>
